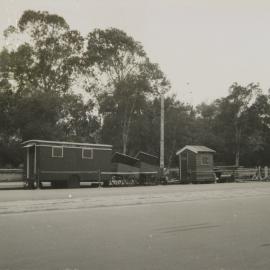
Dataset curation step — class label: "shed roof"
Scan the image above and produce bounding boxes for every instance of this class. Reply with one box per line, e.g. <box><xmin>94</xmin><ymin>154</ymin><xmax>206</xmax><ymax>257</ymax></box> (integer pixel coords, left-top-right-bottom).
<box><xmin>22</xmin><ymin>139</ymin><xmax>112</xmax><ymax>149</ymax></box>
<box><xmin>111</xmin><ymin>152</ymin><xmax>139</xmax><ymax>167</ymax></box>
<box><xmin>176</xmin><ymin>145</ymin><xmax>216</xmax><ymax>155</ymax></box>
<box><xmin>135</xmin><ymin>151</ymin><xmax>159</xmax><ymax>166</ymax></box>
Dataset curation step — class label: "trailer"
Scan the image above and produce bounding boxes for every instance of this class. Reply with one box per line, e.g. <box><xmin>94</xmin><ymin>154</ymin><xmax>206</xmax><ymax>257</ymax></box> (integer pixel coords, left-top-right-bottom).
<box><xmin>111</xmin><ymin>152</ymin><xmax>140</xmax><ymax>175</ymax></box>
<box><xmin>101</xmin><ymin>151</ymin><xmax>160</xmax><ymax>186</ymax></box>
<box><xmin>135</xmin><ymin>151</ymin><xmax>160</xmax><ymax>185</ymax></box>
<box><xmin>108</xmin><ymin>152</ymin><xmax>140</xmax><ymax>186</ymax></box>
<box><xmin>22</xmin><ymin>140</ymin><xmax>112</xmax><ymax>188</ymax></box>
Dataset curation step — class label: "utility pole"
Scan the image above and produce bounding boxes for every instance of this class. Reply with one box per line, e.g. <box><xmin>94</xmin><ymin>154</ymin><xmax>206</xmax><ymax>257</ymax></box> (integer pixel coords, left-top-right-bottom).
<box><xmin>160</xmin><ymin>92</ymin><xmax>165</xmax><ymax>178</ymax></box>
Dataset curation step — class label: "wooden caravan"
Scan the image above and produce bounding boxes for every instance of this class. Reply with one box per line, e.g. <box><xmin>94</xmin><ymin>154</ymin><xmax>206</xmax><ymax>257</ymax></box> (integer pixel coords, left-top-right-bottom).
<box><xmin>22</xmin><ymin>140</ymin><xmax>112</xmax><ymax>188</ymax></box>
<box><xmin>176</xmin><ymin>145</ymin><xmax>216</xmax><ymax>184</ymax></box>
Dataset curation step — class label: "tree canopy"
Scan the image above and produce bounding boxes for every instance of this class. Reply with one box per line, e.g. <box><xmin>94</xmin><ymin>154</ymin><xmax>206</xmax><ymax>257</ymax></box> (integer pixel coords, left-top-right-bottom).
<box><xmin>83</xmin><ymin>28</ymin><xmax>170</xmax><ymax>154</ymax></box>
<box><xmin>1</xmin><ymin>10</ymin><xmax>270</xmax><ymax>168</ymax></box>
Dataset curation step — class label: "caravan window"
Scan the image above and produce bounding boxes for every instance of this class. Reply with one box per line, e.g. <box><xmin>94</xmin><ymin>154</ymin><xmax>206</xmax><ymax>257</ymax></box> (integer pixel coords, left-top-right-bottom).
<box><xmin>52</xmin><ymin>146</ymin><xmax>63</xmax><ymax>158</ymax></box>
<box><xmin>82</xmin><ymin>148</ymin><xmax>93</xmax><ymax>159</ymax></box>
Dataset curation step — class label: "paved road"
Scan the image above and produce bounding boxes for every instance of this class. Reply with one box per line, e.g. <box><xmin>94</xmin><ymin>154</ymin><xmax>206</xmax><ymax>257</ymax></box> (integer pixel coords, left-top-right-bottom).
<box><xmin>1</xmin><ymin>183</ymin><xmax>270</xmax><ymax>270</ymax></box>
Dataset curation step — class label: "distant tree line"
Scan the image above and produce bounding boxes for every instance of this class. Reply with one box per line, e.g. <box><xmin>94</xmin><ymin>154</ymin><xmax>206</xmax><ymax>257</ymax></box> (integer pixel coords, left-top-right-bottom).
<box><xmin>1</xmin><ymin>10</ymin><xmax>270</xmax><ymax>168</ymax></box>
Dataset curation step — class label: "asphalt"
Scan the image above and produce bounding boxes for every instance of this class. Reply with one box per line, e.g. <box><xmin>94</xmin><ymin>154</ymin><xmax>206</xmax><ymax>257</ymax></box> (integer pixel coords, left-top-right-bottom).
<box><xmin>1</xmin><ymin>182</ymin><xmax>270</xmax><ymax>270</ymax></box>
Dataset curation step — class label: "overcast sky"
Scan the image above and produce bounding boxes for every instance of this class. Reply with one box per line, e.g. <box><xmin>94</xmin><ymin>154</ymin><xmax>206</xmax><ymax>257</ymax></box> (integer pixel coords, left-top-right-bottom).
<box><xmin>1</xmin><ymin>0</ymin><xmax>270</xmax><ymax>104</ymax></box>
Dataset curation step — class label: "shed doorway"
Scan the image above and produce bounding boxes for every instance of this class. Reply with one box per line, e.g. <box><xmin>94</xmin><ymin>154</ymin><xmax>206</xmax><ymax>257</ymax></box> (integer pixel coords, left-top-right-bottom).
<box><xmin>180</xmin><ymin>151</ymin><xmax>188</xmax><ymax>180</ymax></box>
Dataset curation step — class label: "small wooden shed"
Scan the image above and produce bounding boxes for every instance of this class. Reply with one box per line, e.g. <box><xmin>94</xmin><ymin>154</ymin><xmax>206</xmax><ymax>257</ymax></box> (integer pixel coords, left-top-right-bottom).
<box><xmin>176</xmin><ymin>145</ymin><xmax>216</xmax><ymax>184</ymax></box>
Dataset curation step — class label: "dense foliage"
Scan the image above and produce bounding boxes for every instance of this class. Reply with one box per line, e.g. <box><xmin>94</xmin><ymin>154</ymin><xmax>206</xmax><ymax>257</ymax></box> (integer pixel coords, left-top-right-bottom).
<box><xmin>1</xmin><ymin>10</ymin><xmax>270</xmax><ymax>168</ymax></box>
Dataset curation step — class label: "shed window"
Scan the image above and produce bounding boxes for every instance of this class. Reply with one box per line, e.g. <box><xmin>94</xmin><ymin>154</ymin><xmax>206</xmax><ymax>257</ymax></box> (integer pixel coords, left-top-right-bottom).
<box><xmin>82</xmin><ymin>148</ymin><xmax>93</xmax><ymax>159</ymax></box>
<box><xmin>52</xmin><ymin>147</ymin><xmax>63</xmax><ymax>158</ymax></box>
<box><xmin>201</xmin><ymin>155</ymin><xmax>209</xmax><ymax>165</ymax></box>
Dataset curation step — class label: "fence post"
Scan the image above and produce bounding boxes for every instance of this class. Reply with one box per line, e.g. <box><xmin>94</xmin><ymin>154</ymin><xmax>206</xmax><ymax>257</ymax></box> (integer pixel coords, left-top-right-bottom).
<box><xmin>264</xmin><ymin>166</ymin><xmax>268</xmax><ymax>180</ymax></box>
<box><xmin>98</xmin><ymin>169</ymin><xmax>101</xmax><ymax>187</ymax></box>
<box><xmin>258</xmin><ymin>166</ymin><xmax>262</xmax><ymax>181</ymax></box>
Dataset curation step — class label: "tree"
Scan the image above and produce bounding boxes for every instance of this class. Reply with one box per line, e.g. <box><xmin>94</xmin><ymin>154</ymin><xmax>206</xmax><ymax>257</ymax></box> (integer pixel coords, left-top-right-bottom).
<box><xmin>13</xmin><ymin>91</ymin><xmax>63</xmax><ymax>141</ymax></box>
<box><xmin>125</xmin><ymin>95</ymin><xmax>197</xmax><ymax>167</ymax></box>
<box><xmin>58</xmin><ymin>94</ymin><xmax>100</xmax><ymax>142</ymax></box>
<box><xmin>3</xmin><ymin>10</ymin><xmax>84</xmax><ymax>95</ymax></box>
<box><xmin>215</xmin><ymin>83</ymin><xmax>261</xmax><ymax>166</ymax></box>
<box><xmin>0</xmin><ymin>54</ymin><xmax>20</xmax><ymax>167</ymax></box>
<box><xmin>84</xmin><ymin>28</ymin><xmax>170</xmax><ymax>154</ymax></box>
<box><xmin>243</xmin><ymin>93</ymin><xmax>270</xmax><ymax>165</ymax></box>
<box><xmin>162</xmin><ymin>97</ymin><xmax>196</xmax><ymax>168</ymax></box>
<box><xmin>194</xmin><ymin>102</ymin><xmax>226</xmax><ymax>162</ymax></box>
<box><xmin>0</xmin><ymin>10</ymin><xmax>101</xmax><ymax>166</ymax></box>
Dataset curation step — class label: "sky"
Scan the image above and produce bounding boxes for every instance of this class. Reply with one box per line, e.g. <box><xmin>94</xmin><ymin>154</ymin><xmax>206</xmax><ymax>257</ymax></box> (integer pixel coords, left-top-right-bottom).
<box><xmin>1</xmin><ymin>0</ymin><xmax>270</xmax><ymax>105</ymax></box>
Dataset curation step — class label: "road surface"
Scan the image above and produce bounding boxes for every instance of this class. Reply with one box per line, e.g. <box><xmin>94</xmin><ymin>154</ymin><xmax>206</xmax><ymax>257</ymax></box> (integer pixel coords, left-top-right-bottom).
<box><xmin>1</xmin><ymin>182</ymin><xmax>270</xmax><ymax>270</ymax></box>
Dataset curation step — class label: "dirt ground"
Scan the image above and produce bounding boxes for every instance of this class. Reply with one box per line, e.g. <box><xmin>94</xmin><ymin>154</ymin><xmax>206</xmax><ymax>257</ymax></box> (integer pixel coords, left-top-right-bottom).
<box><xmin>1</xmin><ymin>182</ymin><xmax>270</xmax><ymax>270</ymax></box>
